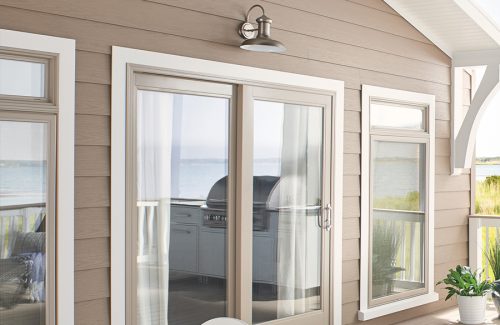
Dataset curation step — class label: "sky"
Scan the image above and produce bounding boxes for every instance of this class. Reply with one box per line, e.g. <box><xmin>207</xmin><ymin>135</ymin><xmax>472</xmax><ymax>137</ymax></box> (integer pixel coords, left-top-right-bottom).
<box><xmin>474</xmin><ymin>0</ymin><xmax>500</xmax><ymax>26</ymax></box>
<box><xmin>470</xmin><ymin>0</ymin><xmax>500</xmax><ymax>158</ymax></box>
<box><xmin>476</xmin><ymin>90</ymin><xmax>500</xmax><ymax>158</ymax></box>
<box><xmin>0</xmin><ymin>121</ymin><xmax>47</xmax><ymax>160</ymax></box>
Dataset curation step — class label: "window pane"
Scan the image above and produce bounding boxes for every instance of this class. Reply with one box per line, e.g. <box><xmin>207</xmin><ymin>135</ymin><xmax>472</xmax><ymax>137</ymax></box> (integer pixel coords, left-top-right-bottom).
<box><xmin>0</xmin><ymin>58</ymin><xmax>45</xmax><ymax>98</ymax></box>
<box><xmin>135</xmin><ymin>90</ymin><xmax>229</xmax><ymax>325</ymax></box>
<box><xmin>0</xmin><ymin>120</ymin><xmax>48</xmax><ymax>324</ymax></box>
<box><xmin>371</xmin><ymin>102</ymin><xmax>424</xmax><ymax>130</ymax></box>
<box><xmin>252</xmin><ymin>100</ymin><xmax>323</xmax><ymax>323</ymax></box>
<box><xmin>371</xmin><ymin>141</ymin><xmax>425</xmax><ymax>301</ymax></box>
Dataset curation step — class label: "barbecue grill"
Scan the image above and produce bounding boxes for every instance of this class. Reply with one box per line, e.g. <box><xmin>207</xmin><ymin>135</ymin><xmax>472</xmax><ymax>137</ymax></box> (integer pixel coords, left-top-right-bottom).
<box><xmin>201</xmin><ymin>175</ymin><xmax>280</xmax><ymax>231</ymax></box>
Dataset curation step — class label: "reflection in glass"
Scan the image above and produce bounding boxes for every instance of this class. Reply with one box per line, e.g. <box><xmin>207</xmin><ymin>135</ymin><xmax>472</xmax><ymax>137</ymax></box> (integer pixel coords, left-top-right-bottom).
<box><xmin>0</xmin><ymin>120</ymin><xmax>48</xmax><ymax>324</ymax></box>
<box><xmin>371</xmin><ymin>102</ymin><xmax>425</xmax><ymax>131</ymax></box>
<box><xmin>0</xmin><ymin>59</ymin><xmax>45</xmax><ymax>98</ymax></box>
<box><xmin>252</xmin><ymin>100</ymin><xmax>323</xmax><ymax>323</ymax></box>
<box><xmin>371</xmin><ymin>141</ymin><xmax>425</xmax><ymax>301</ymax></box>
<box><xmin>135</xmin><ymin>90</ymin><xmax>229</xmax><ymax>325</ymax></box>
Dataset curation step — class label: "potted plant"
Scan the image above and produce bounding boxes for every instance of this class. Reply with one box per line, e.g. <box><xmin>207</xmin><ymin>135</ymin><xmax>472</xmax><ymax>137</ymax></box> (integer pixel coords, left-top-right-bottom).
<box><xmin>485</xmin><ymin>238</ymin><xmax>500</xmax><ymax>315</ymax></box>
<box><xmin>437</xmin><ymin>265</ymin><xmax>492</xmax><ymax>325</ymax></box>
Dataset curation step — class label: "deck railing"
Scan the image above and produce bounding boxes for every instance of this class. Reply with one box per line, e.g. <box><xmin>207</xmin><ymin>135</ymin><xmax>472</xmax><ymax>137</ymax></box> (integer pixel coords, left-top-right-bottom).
<box><xmin>374</xmin><ymin>209</ymin><xmax>425</xmax><ymax>283</ymax></box>
<box><xmin>469</xmin><ymin>215</ymin><xmax>500</xmax><ymax>280</ymax></box>
<box><xmin>137</xmin><ymin>201</ymin><xmax>159</xmax><ymax>261</ymax></box>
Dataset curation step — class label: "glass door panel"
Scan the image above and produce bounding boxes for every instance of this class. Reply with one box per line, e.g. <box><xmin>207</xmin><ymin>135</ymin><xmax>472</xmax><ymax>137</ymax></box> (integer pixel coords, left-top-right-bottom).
<box><xmin>0</xmin><ymin>118</ymin><xmax>51</xmax><ymax>325</ymax></box>
<box><xmin>250</xmin><ymin>87</ymin><xmax>332</xmax><ymax>325</ymax></box>
<box><xmin>131</xmin><ymin>76</ymin><xmax>232</xmax><ymax>325</ymax></box>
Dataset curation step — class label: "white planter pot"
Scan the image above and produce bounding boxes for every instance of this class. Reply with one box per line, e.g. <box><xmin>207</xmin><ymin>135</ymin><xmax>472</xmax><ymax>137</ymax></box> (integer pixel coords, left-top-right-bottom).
<box><xmin>457</xmin><ymin>295</ymin><xmax>487</xmax><ymax>325</ymax></box>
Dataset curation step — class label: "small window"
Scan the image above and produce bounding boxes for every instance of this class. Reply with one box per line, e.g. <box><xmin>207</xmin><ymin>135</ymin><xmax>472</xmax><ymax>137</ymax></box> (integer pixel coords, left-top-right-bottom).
<box><xmin>371</xmin><ymin>101</ymin><xmax>425</xmax><ymax>131</ymax></box>
<box><xmin>359</xmin><ymin>85</ymin><xmax>437</xmax><ymax>321</ymax></box>
<box><xmin>0</xmin><ymin>54</ymin><xmax>50</xmax><ymax>100</ymax></box>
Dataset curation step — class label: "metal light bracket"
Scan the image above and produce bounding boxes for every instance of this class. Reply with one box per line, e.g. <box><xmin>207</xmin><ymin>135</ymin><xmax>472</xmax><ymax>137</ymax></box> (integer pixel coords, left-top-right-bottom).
<box><xmin>238</xmin><ymin>4</ymin><xmax>265</xmax><ymax>40</ymax></box>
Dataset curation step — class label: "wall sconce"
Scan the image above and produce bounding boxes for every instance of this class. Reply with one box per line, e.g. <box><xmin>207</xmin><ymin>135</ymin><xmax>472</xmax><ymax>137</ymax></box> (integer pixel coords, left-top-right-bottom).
<box><xmin>238</xmin><ymin>4</ymin><xmax>286</xmax><ymax>53</ymax></box>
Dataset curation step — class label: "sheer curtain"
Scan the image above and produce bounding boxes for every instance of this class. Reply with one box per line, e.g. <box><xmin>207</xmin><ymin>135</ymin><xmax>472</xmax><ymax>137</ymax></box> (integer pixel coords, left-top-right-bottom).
<box><xmin>277</xmin><ymin>106</ymin><xmax>322</xmax><ymax>318</ymax></box>
<box><xmin>136</xmin><ymin>90</ymin><xmax>174</xmax><ymax>325</ymax></box>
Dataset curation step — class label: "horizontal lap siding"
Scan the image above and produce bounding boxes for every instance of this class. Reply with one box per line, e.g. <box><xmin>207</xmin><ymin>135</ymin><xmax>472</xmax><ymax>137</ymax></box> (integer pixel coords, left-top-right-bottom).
<box><xmin>0</xmin><ymin>0</ymin><xmax>462</xmax><ymax>324</ymax></box>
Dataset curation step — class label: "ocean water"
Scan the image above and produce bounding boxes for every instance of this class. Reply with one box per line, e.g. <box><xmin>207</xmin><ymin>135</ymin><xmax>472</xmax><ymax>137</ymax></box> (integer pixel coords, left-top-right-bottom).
<box><xmin>2</xmin><ymin>160</ymin><xmax>499</xmax><ymax>207</ymax></box>
<box><xmin>0</xmin><ymin>161</ymin><xmax>47</xmax><ymax>207</ymax></box>
<box><xmin>476</xmin><ymin>164</ymin><xmax>500</xmax><ymax>181</ymax></box>
<box><xmin>1</xmin><ymin>159</ymin><xmax>281</xmax><ymax>206</ymax></box>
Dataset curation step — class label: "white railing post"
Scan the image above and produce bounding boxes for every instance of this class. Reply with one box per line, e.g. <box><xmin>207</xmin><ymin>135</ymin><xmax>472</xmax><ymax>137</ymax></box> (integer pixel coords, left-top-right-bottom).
<box><xmin>409</xmin><ymin>222</ymin><xmax>416</xmax><ymax>281</ymax></box>
<box><xmin>400</xmin><ymin>222</ymin><xmax>406</xmax><ymax>280</ymax></box>
<box><xmin>23</xmin><ymin>207</ymin><xmax>30</xmax><ymax>233</ymax></box>
<box><xmin>469</xmin><ymin>217</ymin><xmax>483</xmax><ymax>272</ymax></box>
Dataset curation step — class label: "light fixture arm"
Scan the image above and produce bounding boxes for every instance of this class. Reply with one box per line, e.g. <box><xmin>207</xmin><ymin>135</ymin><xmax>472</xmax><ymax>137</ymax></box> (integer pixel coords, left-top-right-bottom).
<box><xmin>245</xmin><ymin>4</ymin><xmax>265</xmax><ymax>23</ymax></box>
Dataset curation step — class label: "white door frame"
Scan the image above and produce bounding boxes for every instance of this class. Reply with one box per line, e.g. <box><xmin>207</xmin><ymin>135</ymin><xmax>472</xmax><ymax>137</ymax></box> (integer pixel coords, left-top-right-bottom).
<box><xmin>111</xmin><ymin>46</ymin><xmax>344</xmax><ymax>325</ymax></box>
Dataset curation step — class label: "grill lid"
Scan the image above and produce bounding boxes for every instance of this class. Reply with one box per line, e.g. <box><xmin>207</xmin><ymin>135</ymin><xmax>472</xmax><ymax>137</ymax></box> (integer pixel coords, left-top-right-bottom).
<box><xmin>204</xmin><ymin>175</ymin><xmax>280</xmax><ymax>209</ymax></box>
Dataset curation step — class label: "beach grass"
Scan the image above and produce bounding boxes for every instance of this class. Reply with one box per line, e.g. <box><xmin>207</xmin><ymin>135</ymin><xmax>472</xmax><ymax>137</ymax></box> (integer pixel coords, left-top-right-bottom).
<box><xmin>476</xmin><ymin>176</ymin><xmax>500</xmax><ymax>279</ymax></box>
<box><xmin>476</xmin><ymin>176</ymin><xmax>500</xmax><ymax>215</ymax></box>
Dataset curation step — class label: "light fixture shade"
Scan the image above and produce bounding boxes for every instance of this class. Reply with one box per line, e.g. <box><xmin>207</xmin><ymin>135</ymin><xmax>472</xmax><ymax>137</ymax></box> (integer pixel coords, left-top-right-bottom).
<box><xmin>239</xmin><ymin>5</ymin><xmax>286</xmax><ymax>53</ymax></box>
<box><xmin>240</xmin><ymin>37</ymin><xmax>286</xmax><ymax>53</ymax></box>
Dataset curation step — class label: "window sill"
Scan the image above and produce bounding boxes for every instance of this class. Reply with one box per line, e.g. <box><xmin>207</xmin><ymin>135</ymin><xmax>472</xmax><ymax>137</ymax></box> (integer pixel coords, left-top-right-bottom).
<box><xmin>358</xmin><ymin>292</ymin><xmax>439</xmax><ymax>321</ymax></box>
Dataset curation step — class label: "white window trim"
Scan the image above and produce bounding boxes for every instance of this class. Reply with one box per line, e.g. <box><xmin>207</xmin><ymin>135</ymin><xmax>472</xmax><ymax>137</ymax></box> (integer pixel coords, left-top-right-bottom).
<box><xmin>0</xmin><ymin>29</ymin><xmax>75</xmax><ymax>325</ymax></box>
<box><xmin>359</xmin><ymin>85</ymin><xmax>438</xmax><ymax>321</ymax></box>
<box><xmin>111</xmin><ymin>46</ymin><xmax>344</xmax><ymax>325</ymax></box>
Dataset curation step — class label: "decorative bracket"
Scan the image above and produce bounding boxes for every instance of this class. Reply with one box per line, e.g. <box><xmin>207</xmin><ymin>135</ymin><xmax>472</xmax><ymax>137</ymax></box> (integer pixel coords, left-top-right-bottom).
<box><xmin>451</xmin><ymin>49</ymin><xmax>500</xmax><ymax>173</ymax></box>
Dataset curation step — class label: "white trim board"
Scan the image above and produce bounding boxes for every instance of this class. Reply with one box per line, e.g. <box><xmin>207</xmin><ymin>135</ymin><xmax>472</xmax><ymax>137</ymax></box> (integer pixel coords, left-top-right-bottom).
<box><xmin>0</xmin><ymin>29</ymin><xmax>76</xmax><ymax>325</ymax></box>
<box><xmin>111</xmin><ymin>46</ymin><xmax>344</xmax><ymax>325</ymax></box>
<box><xmin>359</xmin><ymin>85</ymin><xmax>437</xmax><ymax>321</ymax></box>
<box><xmin>454</xmin><ymin>0</ymin><xmax>500</xmax><ymax>46</ymax></box>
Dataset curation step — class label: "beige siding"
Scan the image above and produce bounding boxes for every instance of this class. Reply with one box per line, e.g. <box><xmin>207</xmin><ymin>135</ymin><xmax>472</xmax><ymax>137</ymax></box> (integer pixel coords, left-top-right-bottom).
<box><xmin>0</xmin><ymin>0</ymin><xmax>466</xmax><ymax>324</ymax></box>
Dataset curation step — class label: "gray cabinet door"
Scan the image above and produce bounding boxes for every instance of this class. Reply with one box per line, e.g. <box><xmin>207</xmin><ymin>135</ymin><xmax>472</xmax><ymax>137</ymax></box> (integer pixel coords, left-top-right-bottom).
<box><xmin>253</xmin><ymin>235</ymin><xmax>276</xmax><ymax>284</ymax></box>
<box><xmin>169</xmin><ymin>224</ymin><xmax>198</xmax><ymax>273</ymax></box>
<box><xmin>198</xmin><ymin>230</ymin><xmax>225</xmax><ymax>277</ymax></box>
<box><xmin>171</xmin><ymin>205</ymin><xmax>201</xmax><ymax>225</ymax></box>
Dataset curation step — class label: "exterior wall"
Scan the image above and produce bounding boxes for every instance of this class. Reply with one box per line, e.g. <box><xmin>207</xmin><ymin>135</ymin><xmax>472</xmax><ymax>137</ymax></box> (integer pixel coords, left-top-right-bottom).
<box><xmin>0</xmin><ymin>0</ymin><xmax>467</xmax><ymax>324</ymax></box>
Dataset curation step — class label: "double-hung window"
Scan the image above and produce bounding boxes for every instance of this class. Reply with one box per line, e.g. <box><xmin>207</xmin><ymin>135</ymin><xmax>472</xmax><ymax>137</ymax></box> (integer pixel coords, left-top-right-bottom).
<box><xmin>0</xmin><ymin>29</ymin><xmax>75</xmax><ymax>325</ymax></box>
<box><xmin>359</xmin><ymin>85</ymin><xmax>438</xmax><ymax>320</ymax></box>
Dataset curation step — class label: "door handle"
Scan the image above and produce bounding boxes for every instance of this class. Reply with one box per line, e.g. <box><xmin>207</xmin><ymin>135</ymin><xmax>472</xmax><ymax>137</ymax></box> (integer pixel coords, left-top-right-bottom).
<box><xmin>324</xmin><ymin>203</ymin><xmax>333</xmax><ymax>231</ymax></box>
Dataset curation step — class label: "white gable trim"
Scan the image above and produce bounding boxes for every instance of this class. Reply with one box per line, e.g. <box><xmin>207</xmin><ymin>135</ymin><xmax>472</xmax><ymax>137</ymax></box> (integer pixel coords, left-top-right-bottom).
<box><xmin>455</xmin><ymin>0</ymin><xmax>500</xmax><ymax>46</ymax></box>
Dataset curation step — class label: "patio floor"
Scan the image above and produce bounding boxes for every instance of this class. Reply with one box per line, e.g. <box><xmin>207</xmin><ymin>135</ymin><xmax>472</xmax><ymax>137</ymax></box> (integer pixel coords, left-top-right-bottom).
<box><xmin>396</xmin><ymin>301</ymin><xmax>500</xmax><ymax>325</ymax></box>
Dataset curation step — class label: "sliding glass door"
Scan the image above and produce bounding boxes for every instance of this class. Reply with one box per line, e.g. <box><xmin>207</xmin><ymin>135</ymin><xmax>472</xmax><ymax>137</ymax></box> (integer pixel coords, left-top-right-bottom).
<box><xmin>126</xmin><ymin>73</ymin><xmax>334</xmax><ymax>325</ymax></box>
<box><xmin>127</xmin><ymin>74</ymin><xmax>234</xmax><ymax>325</ymax></box>
<box><xmin>250</xmin><ymin>87</ymin><xmax>332</xmax><ymax>325</ymax></box>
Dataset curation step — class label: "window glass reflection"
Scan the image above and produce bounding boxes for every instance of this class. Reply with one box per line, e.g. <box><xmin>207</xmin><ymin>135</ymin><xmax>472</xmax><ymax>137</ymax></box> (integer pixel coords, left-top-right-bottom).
<box><xmin>0</xmin><ymin>59</ymin><xmax>45</xmax><ymax>98</ymax></box>
<box><xmin>136</xmin><ymin>90</ymin><xmax>229</xmax><ymax>325</ymax></box>
<box><xmin>252</xmin><ymin>100</ymin><xmax>323</xmax><ymax>323</ymax></box>
<box><xmin>371</xmin><ymin>141</ymin><xmax>425</xmax><ymax>301</ymax></box>
<box><xmin>0</xmin><ymin>120</ymin><xmax>48</xmax><ymax>325</ymax></box>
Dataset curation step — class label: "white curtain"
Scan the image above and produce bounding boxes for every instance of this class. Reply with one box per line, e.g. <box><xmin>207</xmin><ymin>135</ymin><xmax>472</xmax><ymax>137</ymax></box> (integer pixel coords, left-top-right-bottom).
<box><xmin>136</xmin><ymin>90</ymin><xmax>174</xmax><ymax>325</ymax></box>
<box><xmin>277</xmin><ymin>106</ymin><xmax>322</xmax><ymax>318</ymax></box>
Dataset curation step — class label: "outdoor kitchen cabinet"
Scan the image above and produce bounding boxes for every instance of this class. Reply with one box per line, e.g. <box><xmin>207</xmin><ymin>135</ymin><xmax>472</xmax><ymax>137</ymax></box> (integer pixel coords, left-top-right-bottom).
<box><xmin>169</xmin><ymin>203</ymin><xmax>277</xmax><ymax>283</ymax></box>
<box><xmin>170</xmin><ymin>223</ymin><xmax>198</xmax><ymax>273</ymax></box>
